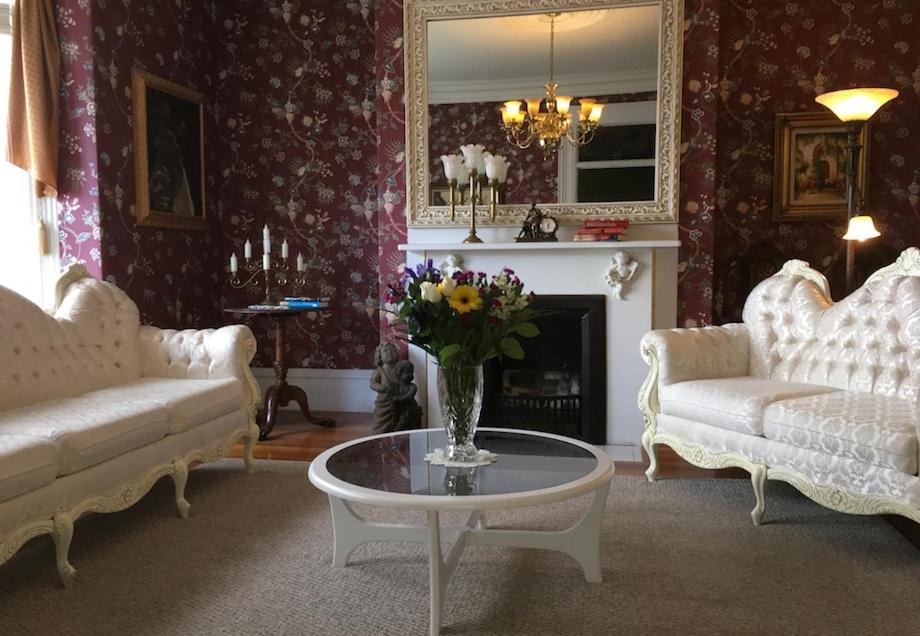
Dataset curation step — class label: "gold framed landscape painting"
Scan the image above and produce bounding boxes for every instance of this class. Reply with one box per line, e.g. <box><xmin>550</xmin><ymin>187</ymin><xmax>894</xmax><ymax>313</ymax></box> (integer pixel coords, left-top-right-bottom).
<box><xmin>773</xmin><ymin>111</ymin><xmax>868</xmax><ymax>222</ymax></box>
<box><xmin>132</xmin><ymin>68</ymin><xmax>207</xmax><ymax>231</ymax></box>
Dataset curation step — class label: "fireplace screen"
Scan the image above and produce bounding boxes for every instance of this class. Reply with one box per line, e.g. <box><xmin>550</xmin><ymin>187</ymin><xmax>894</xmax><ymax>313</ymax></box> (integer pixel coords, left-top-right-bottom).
<box><xmin>481</xmin><ymin>295</ymin><xmax>606</xmax><ymax>443</ymax></box>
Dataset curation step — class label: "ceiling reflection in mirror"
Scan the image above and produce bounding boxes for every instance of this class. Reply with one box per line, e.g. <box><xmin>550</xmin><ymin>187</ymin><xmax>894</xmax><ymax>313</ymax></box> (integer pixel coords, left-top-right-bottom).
<box><xmin>426</xmin><ymin>5</ymin><xmax>660</xmax><ymax>207</ymax></box>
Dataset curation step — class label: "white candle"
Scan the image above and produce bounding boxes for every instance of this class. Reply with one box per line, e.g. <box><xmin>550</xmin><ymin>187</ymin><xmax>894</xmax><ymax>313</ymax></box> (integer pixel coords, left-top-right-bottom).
<box><xmin>262</xmin><ymin>224</ymin><xmax>271</xmax><ymax>254</ymax></box>
<box><xmin>281</xmin><ymin>239</ymin><xmax>289</xmax><ymax>259</ymax></box>
<box><xmin>230</xmin><ymin>253</ymin><xmax>238</xmax><ymax>273</ymax></box>
<box><xmin>244</xmin><ymin>239</ymin><xmax>252</xmax><ymax>259</ymax></box>
<box><xmin>296</xmin><ymin>252</ymin><xmax>304</xmax><ymax>272</ymax></box>
<box><xmin>262</xmin><ymin>253</ymin><xmax>271</xmax><ymax>271</ymax></box>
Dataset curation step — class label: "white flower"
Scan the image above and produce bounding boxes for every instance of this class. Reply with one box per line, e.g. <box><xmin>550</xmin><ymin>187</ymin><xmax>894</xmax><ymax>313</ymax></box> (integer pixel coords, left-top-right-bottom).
<box><xmin>420</xmin><ymin>281</ymin><xmax>442</xmax><ymax>303</ymax></box>
<box><xmin>438</xmin><ymin>277</ymin><xmax>457</xmax><ymax>297</ymax></box>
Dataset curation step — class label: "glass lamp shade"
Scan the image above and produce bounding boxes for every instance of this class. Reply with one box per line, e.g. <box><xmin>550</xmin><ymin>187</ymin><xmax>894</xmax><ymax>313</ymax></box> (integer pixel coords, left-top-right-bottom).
<box><xmin>588</xmin><ymin>103</ymin><xmax>604</xmax><ymax>123</ymax></box>
<box><xmin>526</xmin><ymin>98</ymin><xmax>542</xmax><ymax>116</ymax></box>
<box><xmin>815</xmin><ymin>88</ymin><xmax>899</xmax><ymax>122</ymax></box>
<box><xmin>555</xmin><ymin>96</ymin><xmax>573</xmax><ymax>115</ymax></box>
<box><xmin>842</xmin><ymin>215</ymin><xmax>881</xmax><ymax>241</ymax></box>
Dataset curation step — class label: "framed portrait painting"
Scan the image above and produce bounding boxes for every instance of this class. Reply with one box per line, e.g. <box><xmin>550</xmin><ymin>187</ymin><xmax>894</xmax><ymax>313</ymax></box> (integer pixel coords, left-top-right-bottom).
<box><xmin>773</xmin><ymin>111</ymin><xmax>868</xmax><ymax>222</ymax></box>
<box><xmin>131</xmin><ymin>68</ymin><xmax>207</xmax><ymax>231</ymax></box>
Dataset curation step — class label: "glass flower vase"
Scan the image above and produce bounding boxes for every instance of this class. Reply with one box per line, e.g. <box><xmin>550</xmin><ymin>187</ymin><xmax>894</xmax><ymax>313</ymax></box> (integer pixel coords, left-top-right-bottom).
<box><xmin>436</xmin><ymin>364</ymin><xmax>483</xmax><ymax>463</ymax></box>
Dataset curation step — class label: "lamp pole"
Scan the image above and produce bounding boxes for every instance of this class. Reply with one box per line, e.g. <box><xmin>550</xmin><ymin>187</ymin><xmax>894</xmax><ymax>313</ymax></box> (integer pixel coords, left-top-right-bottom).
<box><xmin>843</xmin><ymin>121</ymin><xmax>862</xmax><ymax>294</ymax></box>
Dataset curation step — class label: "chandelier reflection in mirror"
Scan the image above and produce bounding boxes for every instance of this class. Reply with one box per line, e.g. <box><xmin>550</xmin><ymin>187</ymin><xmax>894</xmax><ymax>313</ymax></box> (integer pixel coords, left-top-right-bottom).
<box><xmin>499</xmin><ymin>12</ymin><xmax>605</xmax><ymax>160</ymax></box>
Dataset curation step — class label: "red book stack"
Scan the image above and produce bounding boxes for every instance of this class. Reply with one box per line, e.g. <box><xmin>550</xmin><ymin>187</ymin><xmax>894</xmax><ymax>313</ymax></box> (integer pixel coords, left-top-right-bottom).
<box><xmin>573</xmin><ymin>219</ymin><xmax>630</xmax><ymax>242</ymax></box>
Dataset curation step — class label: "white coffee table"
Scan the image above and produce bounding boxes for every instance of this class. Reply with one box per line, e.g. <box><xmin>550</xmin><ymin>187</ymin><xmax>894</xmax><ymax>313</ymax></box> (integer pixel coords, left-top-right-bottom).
<box><xmin>308</xmin><ymin>427</ymin><xmax>615</xmax><ymax>635</ymax></box>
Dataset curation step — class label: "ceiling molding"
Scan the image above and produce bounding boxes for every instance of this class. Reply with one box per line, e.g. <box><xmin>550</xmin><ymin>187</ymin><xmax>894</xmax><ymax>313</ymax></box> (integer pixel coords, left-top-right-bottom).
<box><xmin>428</xmin><ymin>70</ymin><xmax>658</xmax><ymax>105</ymax></box>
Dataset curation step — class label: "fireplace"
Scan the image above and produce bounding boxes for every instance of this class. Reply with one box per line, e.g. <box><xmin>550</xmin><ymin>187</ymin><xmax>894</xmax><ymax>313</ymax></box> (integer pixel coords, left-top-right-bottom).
<box><xmin>481</xmin><ymin>295</ymin><xmax>606</xmax><ymax>444</ymax></box>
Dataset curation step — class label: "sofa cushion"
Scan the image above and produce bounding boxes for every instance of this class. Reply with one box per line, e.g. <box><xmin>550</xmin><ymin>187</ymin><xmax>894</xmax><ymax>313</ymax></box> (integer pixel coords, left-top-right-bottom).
<box><xmin>0</xmin><ymin>399</ymin><xmax>170</xmax><ymax>476</ymax></box>
<box><xmin>659</xmin><ymin>377</ymin><xmax>838</xmax><ymax>435</ymax></box>
<box><xmin>764</xmin><ymin>392</ymin><xmax>919</xmax><ymax>474</ymax></box>
<box><xmin>80</xmin><ymin>377</ymin><xmax>243</xmax><ymax>434</ymax></box>
<box><xmin>0</xmin><ymin>435</ymin><xmax>60</xmax><ymax>503</ymax></box>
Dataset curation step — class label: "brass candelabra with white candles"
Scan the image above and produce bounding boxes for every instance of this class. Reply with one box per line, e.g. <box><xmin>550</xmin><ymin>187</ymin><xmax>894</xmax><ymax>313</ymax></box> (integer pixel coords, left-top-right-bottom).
<box><xmin>440</xmin><ymin>146</ymin><xmax>509</xmax><ymax>244</ymax></box>
<box><xmin>228</xmin><ymin>225</ymin><xmax>308</xmax><ymax>305</ymax></box>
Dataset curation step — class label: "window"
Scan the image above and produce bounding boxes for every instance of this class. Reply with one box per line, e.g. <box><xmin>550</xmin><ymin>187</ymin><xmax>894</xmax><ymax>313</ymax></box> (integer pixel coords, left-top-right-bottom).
<box><xmin>0</xmin><ymin>0</ymin><xmax>60</xmax><ymax>307</ymax></box>
<box><xmin>558</xmin><ymin>100</ymin><xmax>657</xmax><ymax>204</ymax></box>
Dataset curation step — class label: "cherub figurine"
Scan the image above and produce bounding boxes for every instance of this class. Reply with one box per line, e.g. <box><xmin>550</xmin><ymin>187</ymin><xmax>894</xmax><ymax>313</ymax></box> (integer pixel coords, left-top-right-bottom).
<box><xmin>392</xmin><ymin>360</ymin><xmax>422</xmax><ymax>431</ymax></box>
<box><xmin>370</xmin><ymin>344</ymin><xmax>423</xmax><ymax>432</ymax></box>
<box><xmin>370</xmin><ymin>343</ymin><xmax>399</xmax><ymax>432</ymax></box>
<box><xmin>605</xmin><ymin>251</ymin><xmax>639</xmax><ymax>299</ymax></box>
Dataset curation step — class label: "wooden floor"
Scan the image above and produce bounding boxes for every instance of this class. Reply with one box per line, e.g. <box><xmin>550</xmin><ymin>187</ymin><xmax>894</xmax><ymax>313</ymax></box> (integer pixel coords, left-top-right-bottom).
<box><xmin>229</xmin><ymin>410</ymin><xmax>745</xmax><ymax>478</ymax></box>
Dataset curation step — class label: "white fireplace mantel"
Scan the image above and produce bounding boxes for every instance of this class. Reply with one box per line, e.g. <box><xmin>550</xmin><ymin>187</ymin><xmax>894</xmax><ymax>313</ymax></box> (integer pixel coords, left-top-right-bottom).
<box><xmin>399</xmin><ymin>240</ymin><xmax>680</xmax><ymax>252</ymax></box>
<box><xmin>400</xmin><ymin>238</ymin><xmax>680</xmax><ymax>460</ymax></box>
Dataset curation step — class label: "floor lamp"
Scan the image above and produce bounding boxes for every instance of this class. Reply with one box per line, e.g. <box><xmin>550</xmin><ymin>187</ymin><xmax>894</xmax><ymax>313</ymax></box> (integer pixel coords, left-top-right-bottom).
<box><xmin>815</xmin><ymin>87</ymin><xmax>898</xmax><ymax>294</ymax></box>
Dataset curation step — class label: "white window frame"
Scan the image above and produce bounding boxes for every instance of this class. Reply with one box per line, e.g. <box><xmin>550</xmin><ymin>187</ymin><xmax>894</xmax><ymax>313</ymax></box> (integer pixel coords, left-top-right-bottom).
<box><xmin>558</xmin><ymin>100</ymin><xmax>658</xmax><ymax>204</ymax></box>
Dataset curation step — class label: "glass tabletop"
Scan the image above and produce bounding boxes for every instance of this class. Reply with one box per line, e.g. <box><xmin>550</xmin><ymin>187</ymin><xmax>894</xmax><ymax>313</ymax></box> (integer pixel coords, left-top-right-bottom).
<box><xmin>325</xmin><ymin>429</ymin><xmax>599</xmax><ymax>497</ymax></box>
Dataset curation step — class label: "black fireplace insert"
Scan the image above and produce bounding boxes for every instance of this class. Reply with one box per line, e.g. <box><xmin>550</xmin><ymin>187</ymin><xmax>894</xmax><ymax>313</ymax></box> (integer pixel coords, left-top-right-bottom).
<box><xmin>481</xmin><ymin>295</ymin><xmax>606</xmax><ymax>444</ymax></box>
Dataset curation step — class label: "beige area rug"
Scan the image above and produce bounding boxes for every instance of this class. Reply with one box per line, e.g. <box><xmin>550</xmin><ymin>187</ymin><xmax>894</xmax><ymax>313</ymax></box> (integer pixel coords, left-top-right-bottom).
<box><xmin>1</xmin><ymin>459</ymin><xmax>918</xmax><ymax>635</ymax></box>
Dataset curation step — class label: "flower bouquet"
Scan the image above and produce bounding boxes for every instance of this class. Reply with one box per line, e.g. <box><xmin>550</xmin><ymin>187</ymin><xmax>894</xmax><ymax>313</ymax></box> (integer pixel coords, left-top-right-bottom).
<box><xmin>385</xmin><ymin>261</ymin><xmax>540</xmax><ymax>462</ymax></box>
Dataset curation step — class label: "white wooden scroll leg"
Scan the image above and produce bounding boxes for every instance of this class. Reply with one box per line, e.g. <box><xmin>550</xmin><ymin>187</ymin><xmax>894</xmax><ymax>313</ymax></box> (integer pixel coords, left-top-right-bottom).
<box><xmin>642</xmin><ymin>431</ymin><xmax>659</xmax><ymax>482</ymax></box>
<box><xmin>52</xmin><ymin>511</ymin><xmax>77</xmax><ymax>588</ymax></box>
<box><xmin>172</xmin><ymin>458</ymin><xmax>191</xmax><ymax>519</ymax></box>
<box><xmin>243</xmin><ymin>429</ymin><xmax>256</xmax><ymax>474</ymax></box>
<box><xmin>750</xmin><ymin>464</ymin><xmax>767</xmax><ymax>527</ymax></box>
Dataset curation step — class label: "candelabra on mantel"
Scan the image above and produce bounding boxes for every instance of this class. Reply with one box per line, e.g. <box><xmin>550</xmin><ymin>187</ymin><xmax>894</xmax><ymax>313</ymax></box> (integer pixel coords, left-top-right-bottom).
<box><xmin>440</xmin><ymin>145</ymin><xmax>510</xmax><ymax>243</ymax></box>
<box><xmin>228</xmin><ymin>224</ymin><xmax>308</xmax><ymax>305</ymax></box>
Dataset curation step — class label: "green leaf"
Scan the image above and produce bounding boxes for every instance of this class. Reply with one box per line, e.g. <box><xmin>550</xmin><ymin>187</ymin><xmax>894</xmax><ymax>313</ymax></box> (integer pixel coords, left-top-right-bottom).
<box><xmin>513</xmin><ymin>322</ymin><xmax>540</xmax><ymax>338</ymax></box>
<box><xmin>500</xmin><ymin>337</ymin><xmax>525</xmax><ymax>359</ymax></box>
<box><xmin>439</xmin><ymin>343</ymin><xmax>462</xmax><ymax>363</ymax></box>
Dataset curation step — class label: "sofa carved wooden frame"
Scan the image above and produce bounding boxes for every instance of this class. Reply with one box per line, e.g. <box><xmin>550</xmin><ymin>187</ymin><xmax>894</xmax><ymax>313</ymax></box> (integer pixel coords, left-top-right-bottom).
<box><xmin>0</xmin><ymin>266</ymin><xmax>262</xmax><ymax>586</ymax></box>
<box><xmin>638</xmin><ymin>249</ymin><xmax>920</xmax><ymax>526</ymax></box>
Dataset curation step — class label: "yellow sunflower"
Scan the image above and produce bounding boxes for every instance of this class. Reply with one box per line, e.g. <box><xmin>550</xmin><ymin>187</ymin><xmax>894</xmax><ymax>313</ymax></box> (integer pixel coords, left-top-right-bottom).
<box><xmin>448</xmin><ymin>285</ymin><xmax>482</xmax><ymax>314</ymax></box>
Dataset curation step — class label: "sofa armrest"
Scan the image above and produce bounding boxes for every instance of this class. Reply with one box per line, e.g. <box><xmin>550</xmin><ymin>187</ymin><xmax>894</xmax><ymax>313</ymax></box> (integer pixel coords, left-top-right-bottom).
<box><xmin>641</xmin><ymin>324</ymin><xmax>750</xmax><ymax>387</ymax></box>
<box><xmin>638</xmin><ymin>324</ymin><xmax>749</xmax><ymax>442</ymax></box>
<box><xmin>138</xmin><ymin>325</ymin><xmax>261</xmax><ymax>418</ymax></box>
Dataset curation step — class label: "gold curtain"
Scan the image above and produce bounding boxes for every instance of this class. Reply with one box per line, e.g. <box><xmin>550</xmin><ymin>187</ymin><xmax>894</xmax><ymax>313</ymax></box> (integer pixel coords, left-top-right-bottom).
<box><xmin>6</xmin><ymin>0</ymin><xmax>60</xmax><ymax>198</ymax></box>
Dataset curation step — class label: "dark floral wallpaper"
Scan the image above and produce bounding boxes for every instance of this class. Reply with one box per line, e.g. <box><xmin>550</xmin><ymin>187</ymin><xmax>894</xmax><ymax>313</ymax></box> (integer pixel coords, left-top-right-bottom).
<box><xmin>56</xmin><ymin>0</ymin><xmax>101</xmax><ymax>278</ymax></box>
<box><xmin>712</xmin><ymin>0</ymin><xmax>920</xmax><ymax>322</ymax></box>
<box><xmin>94</xmin><ymin>0</ymin><xmax>225</xmax><ymax>330</ymax></box>
<box><xmin>677</xmin><ymin>0</ymin><xmax>719</xmax><ymax>327</ymax></box>
<box><xmin>54</xmin><ymin>0</ymin><xmax>920</xmax><ymax>365</ymax></box>
<box><xmin>216</xmin><ymin>0</ymin><xmax>380</xmax><ymax>368</ymax></box>
<box><xmin>375</xmin><ymin>0</ymin><xmax>407</xmax><ymax>354</ymax></box>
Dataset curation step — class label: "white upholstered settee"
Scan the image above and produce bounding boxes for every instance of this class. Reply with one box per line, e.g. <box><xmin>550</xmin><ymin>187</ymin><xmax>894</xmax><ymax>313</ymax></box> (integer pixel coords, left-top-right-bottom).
<box><xmin>0</xmin><ymin>266</ymin><xmax>260</xmax><ymax>585</ymax></box>
<box><xmin>639</xmin><ymin>248</ymin><xmax>920</xmax><ymax>525</ymax></box>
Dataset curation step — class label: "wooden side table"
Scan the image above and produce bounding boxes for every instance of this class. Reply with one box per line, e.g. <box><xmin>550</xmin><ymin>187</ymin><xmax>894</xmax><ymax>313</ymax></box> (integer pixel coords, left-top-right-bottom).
<box><xmin>224</xmin><ymin>307</ymin><xmax>335</xmax><ymax>440</ymax></box>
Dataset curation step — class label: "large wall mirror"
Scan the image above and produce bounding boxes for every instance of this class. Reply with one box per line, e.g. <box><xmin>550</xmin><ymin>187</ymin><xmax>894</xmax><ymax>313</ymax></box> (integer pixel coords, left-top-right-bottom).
<box><xmin>405</xmin><ymin>0</ymin><xmax>682</xmax><ymax>226</ymax></box>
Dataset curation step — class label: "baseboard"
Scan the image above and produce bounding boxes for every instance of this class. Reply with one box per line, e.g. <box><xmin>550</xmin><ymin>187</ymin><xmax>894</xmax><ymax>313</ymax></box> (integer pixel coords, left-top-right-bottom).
<box><xmin>251</xmin><ymin>368</ymin><xmax>374</xmax><ymax>413</ymax></box>
<box><xmin>602</xmin><ymin>444</ymin><xmax>642</xmax><ymax>463</ymax></box>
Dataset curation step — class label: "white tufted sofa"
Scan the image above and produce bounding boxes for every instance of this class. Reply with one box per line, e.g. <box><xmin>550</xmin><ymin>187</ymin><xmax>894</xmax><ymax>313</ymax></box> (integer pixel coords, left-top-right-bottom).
<box><xmin>639</xmin><ymin>248</ymin><xmax>920</xmax><ymax>525</ymax></box>
<box><xmin>0</xmin><ymin>265</ymin><xmax>260</xmax><ymax>585</ymax></box>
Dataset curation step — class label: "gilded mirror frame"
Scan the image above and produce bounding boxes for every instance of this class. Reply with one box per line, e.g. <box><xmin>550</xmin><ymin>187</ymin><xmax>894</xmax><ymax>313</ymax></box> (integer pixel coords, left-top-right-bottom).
<box><xmin>405</xmin><ymin>0</ymin><xmax>682</xmax><ymax>226</ymax></box>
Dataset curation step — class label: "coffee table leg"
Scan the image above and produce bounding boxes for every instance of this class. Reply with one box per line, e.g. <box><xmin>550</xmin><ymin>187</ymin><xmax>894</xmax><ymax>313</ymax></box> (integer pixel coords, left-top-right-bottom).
<box><xmin>466</xmin><ymin>480</ymin><xmax>611</xmax><ymax>584</ymax></box>
<box><xmin>427</xmin><ymin>511</ymin><xmax>444</xmax><ymax>636</ymax></box>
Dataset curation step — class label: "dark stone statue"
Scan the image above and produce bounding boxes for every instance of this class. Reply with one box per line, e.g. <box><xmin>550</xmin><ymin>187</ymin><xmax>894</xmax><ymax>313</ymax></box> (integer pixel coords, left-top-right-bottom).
<box><xmin>370</xmin><ymin>343</ymin><xmax>423</xmax><ymax>433</ymax></box>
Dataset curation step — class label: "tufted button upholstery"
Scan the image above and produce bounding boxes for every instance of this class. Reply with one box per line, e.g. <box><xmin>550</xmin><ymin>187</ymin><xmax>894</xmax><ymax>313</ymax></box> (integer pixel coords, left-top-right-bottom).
<box><xmin>0</xmin><ymin>280</ymin><xmax>142</xmax><ymax>412</ymax></box>
<box><xmin>742</xmin><ymin>274</ymin><xmax>920</xmax><ymax>401</ymax></box>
